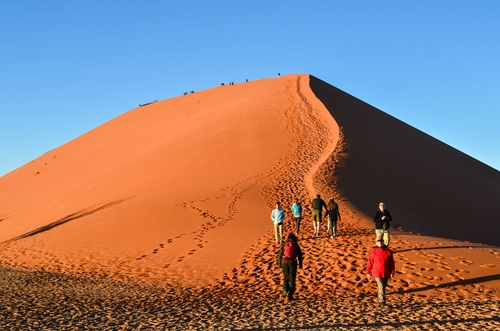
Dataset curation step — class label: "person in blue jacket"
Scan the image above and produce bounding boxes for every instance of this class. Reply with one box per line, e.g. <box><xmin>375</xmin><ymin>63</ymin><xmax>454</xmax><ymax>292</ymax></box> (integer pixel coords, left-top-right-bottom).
<box><xmin>291</xmin><ymin>199</ymin><xmax>303</xmax><ymax>236</ymax></box>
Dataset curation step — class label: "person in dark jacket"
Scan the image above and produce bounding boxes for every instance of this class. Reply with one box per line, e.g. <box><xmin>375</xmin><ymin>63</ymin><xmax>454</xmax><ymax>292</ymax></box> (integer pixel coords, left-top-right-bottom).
<box><xmin>366</xmin><ymin>238</ymin><xmax>395</xmax><ymax>307</ymax></box>
<box><xmin>373</xmin><ymin>202</ymin><xmax>392</xmax><ymax>246</ymax></box>
<box><xmin>277</xmin><ymin>233</ymin><xmax>303</xmax><ymax>301</ymax></box>
<box><xmin>326</xmin><ymin>197</ymin><xmax>341</xmax><ymax>238</ymax></box>
<box><xmin>311</xmin><ymin>194</ymin><xmax>328</xmax><ymax>237</ymax></box>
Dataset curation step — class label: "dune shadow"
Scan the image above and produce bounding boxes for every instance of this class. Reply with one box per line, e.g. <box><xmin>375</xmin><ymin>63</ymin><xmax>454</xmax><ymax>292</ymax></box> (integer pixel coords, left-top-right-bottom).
<box><xmin>3</xmin><ymin>199</ymin><xmax>127</xmax><ymax>244</ymax></box>
<box><xmin>395</xmin><ymin>274</ymin><xmax>500</xmax><ymax>295</ymax></box>
<box><xmin>309</xmin><ymin>75</ymin><xmax>500</xmax><ymax>247</ymax></box>
<box><xmin>394</xmin><ymin>245</ymin><xmax>498</xmax><ymax>253</ymax></box>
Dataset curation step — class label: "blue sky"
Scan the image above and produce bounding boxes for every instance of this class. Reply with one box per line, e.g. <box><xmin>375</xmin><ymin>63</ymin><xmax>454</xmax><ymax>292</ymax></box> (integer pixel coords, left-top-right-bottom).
<box><xmin>1</xmin><ymin>1</ymin><xmax>499</xmax><ymax>176</ymax></box>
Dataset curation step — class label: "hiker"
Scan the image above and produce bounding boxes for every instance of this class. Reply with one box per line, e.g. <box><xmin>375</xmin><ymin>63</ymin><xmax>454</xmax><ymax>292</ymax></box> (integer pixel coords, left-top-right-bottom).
<box><xmin>277</xmin><ymin>233</ymin><xmax>303</xmax><ymax>301</ymax></box>
<box><xmin>366</xmin><ymin>238</ymin><xmax>395</xmax><ymax>307</ymax></box>
<box><xmin>271</xmin><ymin>202</ymin><xmax>286</xmax><ymax>244</ymax></box>
<box><xmin>373</xmin><ymin>202</ymin><xmax>392</xmax><ymax>246</ymax></box>
<box><xmin>326</xmin><ymin>197</ymin><xmax>341</xmax><ymax>238</ymax></box>
<box><xmin>311</xmin><ymin>194</ymin><xmax>328</xmax><ymax>237</ymax></box>
<box><xmin>291</xmin><ymin>199</ymin><xmax>303</xmax><ymax>236</ymax></box>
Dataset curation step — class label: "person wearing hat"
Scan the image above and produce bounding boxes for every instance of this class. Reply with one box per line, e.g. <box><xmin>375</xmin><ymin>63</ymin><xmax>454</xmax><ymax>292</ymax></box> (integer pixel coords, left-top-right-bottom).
<box><xmin>373</xmin><ymin>202</ymin><xmax>392</xmax><ymax>246</ymax></box>
<box><xmin>366</xmin><ymin>238</ymin><xmax>395</xmax><ymax>307</ymax></box>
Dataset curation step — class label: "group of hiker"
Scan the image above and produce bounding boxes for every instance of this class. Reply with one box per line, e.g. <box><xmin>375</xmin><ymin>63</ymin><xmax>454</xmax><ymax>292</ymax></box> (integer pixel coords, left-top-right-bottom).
<box><xmin>272</xmin><ymin>195</ymin><xmax>395</xmax><ymax>307</ymax></box>
<box><xmin>271</xmin><ymin>194</ymin><xmax>341</xmax><ymax>245</ymax></box>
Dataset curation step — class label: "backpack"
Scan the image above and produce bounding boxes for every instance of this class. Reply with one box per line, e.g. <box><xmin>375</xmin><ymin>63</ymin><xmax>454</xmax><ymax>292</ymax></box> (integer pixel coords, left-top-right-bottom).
<box><xmin>283</xmin><ymin>241</ymin><xmax>296</xmax><ymax>259</ymax></box>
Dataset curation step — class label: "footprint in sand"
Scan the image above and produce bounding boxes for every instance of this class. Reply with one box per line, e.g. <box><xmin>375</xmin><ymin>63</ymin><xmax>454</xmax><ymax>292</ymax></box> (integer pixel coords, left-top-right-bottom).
<box><xmin>459</xmin><ymin>260</ymin><xmax>473</xmax><ymax>265</ymax></box>
<box><xmin>480</xmin><ymin>263</ymin><xmax>495</xmax><ymax>268</ymax></box>
<box><xmin>427</xmin><ymin>276</ymin><xmax>443</xmax><ymax>281</ymax></box>
<box><xmin>401</xmin><ymin>263</ymin><xmax>415</xmax><ymax>271</ymax></box>
<box><xmin>398</xmin><ymin>279</ymin><xmax>410</xmax><ymax>287</ymax></box>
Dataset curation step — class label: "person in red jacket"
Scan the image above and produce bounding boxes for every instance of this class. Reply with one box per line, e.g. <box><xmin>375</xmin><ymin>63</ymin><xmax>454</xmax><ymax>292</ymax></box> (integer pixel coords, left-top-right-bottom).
<box><xmin>366</xmin><ymin>238</ymin><xmax>395</xmax><ymax>307</ymax></box>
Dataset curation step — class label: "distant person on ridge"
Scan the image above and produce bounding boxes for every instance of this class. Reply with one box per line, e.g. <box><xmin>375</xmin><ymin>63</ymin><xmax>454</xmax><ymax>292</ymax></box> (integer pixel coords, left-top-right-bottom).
<box><xmin>291</xmin><ymin>199</ymin><xmax>303</xmax><ymax>236</ymax></box>
<box><xmin>311</xmin><ymin>194</ymin><xmax>328</xmax><ymax>237</ymax></box>
<box><xmin>373</xmin><ymin>202</ymin><xmax>392</xmax><ymax>246</ymax></box>
<box><xmin>366</xmin><ymin>238</ymin><xmax>395</xmax><ymax>307</ymax></box>
<box><xmin>271</xmin><ymin>202</ymin><xmax>286</xmax><ymax>244</ymax></box>
<box><xmin>326</xmin><ymin>196</ymin><xmax>341</xmax><ymax>238</ymax></box>
<box><xmin>277</xmin><ymin>233</ymin><xmax>303</xmax><ymax>301</ymax></box>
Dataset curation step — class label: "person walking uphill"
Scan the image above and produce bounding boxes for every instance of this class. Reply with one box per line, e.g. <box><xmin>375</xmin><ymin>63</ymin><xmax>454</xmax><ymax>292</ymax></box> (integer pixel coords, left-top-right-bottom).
<box><xmin>366</xmin><ymin>238</ymin><xmax>395</xmax><ymax>307</ymax></box>
<box><xmin>271</xmin><ymin>202</ymin><xmax>286</xmax><ymax>244</ymax></box>
<box><xmin>277</xmin><ymin>233</ymin><xmax>303</xmax><ymax>301</ymax></box>
<box><xmin>326</xmin><ymin>197</ymin><xmax>341</xmax><ymax>238</ymax></box>
<box><xmin>311</xmin><ymin>194</ymin><xmax>328</xmax><ymax>237</ymax></box>
<box><xmin>291</xmin><ymin>199</ymin><xmax>302</xmax><ymax>236</ymax></box>
<box><xmin>374</xmin><ymin>202</ymin><xmax>392</xmax><ymax>246</ymax></box>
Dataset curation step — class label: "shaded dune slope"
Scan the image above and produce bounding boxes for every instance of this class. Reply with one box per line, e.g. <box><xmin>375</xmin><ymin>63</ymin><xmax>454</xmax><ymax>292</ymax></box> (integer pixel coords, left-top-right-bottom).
<box><xmin>310</xmin><ymin>76</ymin><xmax>500</xmax><ymax>247</ymax></box>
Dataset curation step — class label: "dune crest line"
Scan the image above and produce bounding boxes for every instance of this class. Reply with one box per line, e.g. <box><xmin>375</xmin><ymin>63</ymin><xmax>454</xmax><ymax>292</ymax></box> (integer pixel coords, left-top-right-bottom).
<box><xmin>261</xmin><ymin>74</ymin><xmax>340</xmax><ymax>208</ymax></box>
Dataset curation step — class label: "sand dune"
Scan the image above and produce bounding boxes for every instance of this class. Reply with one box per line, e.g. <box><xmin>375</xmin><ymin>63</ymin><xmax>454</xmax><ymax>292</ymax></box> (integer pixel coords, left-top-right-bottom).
<box><xmin>0</xmin><ymin>74</ymin><xmax>498</xmax><ymax>330</ymax></box>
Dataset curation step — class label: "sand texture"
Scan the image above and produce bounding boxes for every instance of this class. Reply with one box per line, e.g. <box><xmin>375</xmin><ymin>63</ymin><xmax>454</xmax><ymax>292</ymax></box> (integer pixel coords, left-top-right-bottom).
<box><xmin>0</xmin><ymin>74</ymin><xmax>499</xmax><ymax>330</ymax></box>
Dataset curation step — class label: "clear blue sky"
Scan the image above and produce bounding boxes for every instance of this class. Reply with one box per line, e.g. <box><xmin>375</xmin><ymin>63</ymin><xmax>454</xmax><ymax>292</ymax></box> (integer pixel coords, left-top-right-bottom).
<box><xmin>1</xmin><ymin>1</ymin><xmax>499</xmax><ymax>176</ymax></box>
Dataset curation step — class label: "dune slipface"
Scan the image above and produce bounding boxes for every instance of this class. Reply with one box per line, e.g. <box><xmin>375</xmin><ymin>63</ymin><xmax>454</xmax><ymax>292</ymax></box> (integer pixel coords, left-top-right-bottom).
<box><xmin>0</xmin><ymin>74</ymin><xmax>499</xmax><ymax>330</ymax></box>
<box><xmin>309</xmin><ymin>76</ymin><xmax>500</xmax><ymax>247</ymax></box>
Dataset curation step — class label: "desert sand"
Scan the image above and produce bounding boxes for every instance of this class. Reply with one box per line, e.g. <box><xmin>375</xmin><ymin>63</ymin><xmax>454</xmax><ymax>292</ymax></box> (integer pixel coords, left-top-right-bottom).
<box><xmin>0</xmin><ymin>74</ymin><xmax>499</xmax><ymax>330</ymax></box>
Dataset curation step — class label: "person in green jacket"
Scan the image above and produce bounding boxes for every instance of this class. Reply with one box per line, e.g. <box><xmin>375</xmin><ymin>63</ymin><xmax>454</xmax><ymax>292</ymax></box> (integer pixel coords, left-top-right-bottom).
<box><xmin>311</xmin><ymin>194</ymin><xmax>328</xmax><ymax>237</ymax></box>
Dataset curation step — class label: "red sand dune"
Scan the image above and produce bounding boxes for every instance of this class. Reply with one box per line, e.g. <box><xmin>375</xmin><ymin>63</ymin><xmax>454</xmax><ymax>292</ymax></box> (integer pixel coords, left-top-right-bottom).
<box><xmin>0</xmin><ymin>74</ymin><xmax>499</xmax><ymax>329</ymax></box>
<box><xmin>0</xmin><ymin>74</ymin><xmax>339</xmax><ymax>285</ymax></box>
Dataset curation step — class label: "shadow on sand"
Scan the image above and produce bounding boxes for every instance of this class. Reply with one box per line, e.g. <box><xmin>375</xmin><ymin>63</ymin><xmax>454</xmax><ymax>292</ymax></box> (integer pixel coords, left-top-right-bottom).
<box><xmin>394</xmin><ymin>245</ymin><xmax>497</xmax><ymax>254</ymax></box>
<box><xmin>394</xmin><ymin>274</ymin><xmax>500</xmax><ymax>295</ymax></box>
<box><xmin>2</xmin><ymin>199</ymin><xmax>127</xmax><ymax>244</ymax></box>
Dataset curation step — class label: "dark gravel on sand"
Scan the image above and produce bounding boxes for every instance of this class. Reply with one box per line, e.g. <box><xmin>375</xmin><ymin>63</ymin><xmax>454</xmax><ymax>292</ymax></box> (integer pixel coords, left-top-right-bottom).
<box><xmin>1</xmin><ymin>267</ymin><xmax>499</xmax><ymax>331</ymax></box>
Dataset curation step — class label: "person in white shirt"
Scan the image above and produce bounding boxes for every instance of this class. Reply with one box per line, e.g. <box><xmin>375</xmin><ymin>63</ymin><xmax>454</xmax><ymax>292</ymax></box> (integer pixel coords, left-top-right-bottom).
<box><xmin>271</xmin><ymin>202</ymin><xmax>286</xmax><ymax>244</ymax></box>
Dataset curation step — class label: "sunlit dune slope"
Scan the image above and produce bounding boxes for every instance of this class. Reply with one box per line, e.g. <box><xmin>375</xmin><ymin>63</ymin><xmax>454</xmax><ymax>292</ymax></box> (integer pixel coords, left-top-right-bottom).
<box><xmin>0</xmin><ymin>74</ymin><xmax>338</xmax><ymax>284</ymax></box>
